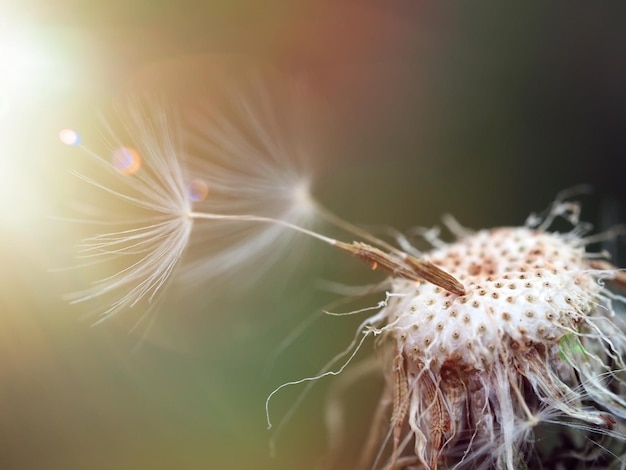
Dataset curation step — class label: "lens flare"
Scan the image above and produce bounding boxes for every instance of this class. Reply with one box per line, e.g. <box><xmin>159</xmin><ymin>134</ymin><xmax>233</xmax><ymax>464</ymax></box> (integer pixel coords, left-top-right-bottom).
<box><xmin>111</xmin><ymin>147</ymin><xmax>141</xmax><ymax>175</ymax></box>
<box><xmin>186</xmin><ymin>178</ymin><xmax>209</xmax><ymax>202</ymax></box>
<box><xmin>58</xmin><ymin>128</ymin><xmax>81</xmax><ymax>146</ymax></box>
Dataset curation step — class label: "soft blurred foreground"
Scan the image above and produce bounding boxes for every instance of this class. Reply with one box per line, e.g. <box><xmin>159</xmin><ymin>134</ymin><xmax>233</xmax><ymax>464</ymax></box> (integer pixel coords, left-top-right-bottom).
<box><xmin>1</xmin><ymin>2</ymin><xmax>626</xmax><ymax>469</ymax></box>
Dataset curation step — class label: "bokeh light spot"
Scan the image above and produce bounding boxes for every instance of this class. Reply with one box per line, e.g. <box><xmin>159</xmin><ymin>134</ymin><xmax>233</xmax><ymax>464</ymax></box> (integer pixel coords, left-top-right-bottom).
<box><xmin>111</xmin><ymin>147</ymin><xmax>142</xmax><ymax>175</ymax></box>
<box><xmin>186</xmin><ymin>178</ymin><xmax>209</xmax><ymax>202</ymax></box>
<box><xmin>58</xmin><ymin>128</ymin><xmax>81</xmax><ymax>146</ymax></box>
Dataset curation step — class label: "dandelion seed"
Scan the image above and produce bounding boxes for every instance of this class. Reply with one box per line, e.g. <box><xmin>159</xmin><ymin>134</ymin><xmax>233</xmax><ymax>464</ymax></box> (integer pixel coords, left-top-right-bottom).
<box><xmin>63</xmin><ymin>76</ymin><xmax>461</xmax><ymax>327</ymax></box>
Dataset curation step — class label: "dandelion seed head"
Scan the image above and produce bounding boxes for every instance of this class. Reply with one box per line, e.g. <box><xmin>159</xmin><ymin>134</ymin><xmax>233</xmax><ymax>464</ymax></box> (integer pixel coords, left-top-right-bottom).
<box><xmin>64</xmin><ymin>73</ymin><xmax>325</xmax><ymax>324</ymax></box>
<box><xmin>389</xmin><ymin>227</ymin><xmax>598</xmax><ymax>370</ymax></box>
<box><xmin>363</xmin><ymin>199</ymin><xmax>626</xmax><ymax>470</ymax></box>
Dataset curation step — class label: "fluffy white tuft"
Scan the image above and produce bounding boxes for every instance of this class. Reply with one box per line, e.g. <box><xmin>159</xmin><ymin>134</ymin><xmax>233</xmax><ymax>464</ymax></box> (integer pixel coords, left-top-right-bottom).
<box><xmin>64</xmin><ymin>74</ymin><xmax>321</xmax><ymax>322</ymax></box>
<box><xmin>177</xmin><ymin>74</ymin><xmax>320</xmax><ymax>288</ymax></box>
<box><xmin>66</xmin><ymin>99</ymin><xmax>193</xmax><ymax>322</ymax></box>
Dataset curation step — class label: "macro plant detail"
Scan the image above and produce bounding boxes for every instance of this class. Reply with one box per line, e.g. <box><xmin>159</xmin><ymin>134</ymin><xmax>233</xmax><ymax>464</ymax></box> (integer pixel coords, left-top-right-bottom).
<box><xmin>358</xmin><ymin>204</ymin><xmax>626</xmax><ymax>469</ymax></box>
<box><xmin>61</xmin><ymin>78</ymin><xmax>626</xmax><ymax>469</ymax></box>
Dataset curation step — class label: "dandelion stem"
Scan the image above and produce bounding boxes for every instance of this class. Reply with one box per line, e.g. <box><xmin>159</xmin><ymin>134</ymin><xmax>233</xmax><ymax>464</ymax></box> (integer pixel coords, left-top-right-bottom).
<box><xmin>312</xmin><ymin>200</ymin><xmax>400</xmax><ymax>254</ymax></box>
<box><xmin>188</xmin><ymin>211</ymin><xmax>338</xmax><ymax>245</ymax></box>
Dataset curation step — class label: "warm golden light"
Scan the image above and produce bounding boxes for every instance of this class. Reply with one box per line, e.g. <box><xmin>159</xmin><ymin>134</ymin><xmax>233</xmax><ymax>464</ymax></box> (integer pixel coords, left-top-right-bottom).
<box><xmin>0</xmin><ymin>21</ymin><xmax>76</xmax><ymax>234</ymax></box>
<box><xmin>0</xmin><ymin>154</ymin><xmax>40</xmax><ymax>231</ymax></box>
<box><xmin>0</xmin><ymin>29</ymin><xmax>52</xmax><ymax>117</ymax></box>
<box><xmin>58</xmin><ymin>128</ymin><xmax>81</xmax><ymax>147</ymax></box>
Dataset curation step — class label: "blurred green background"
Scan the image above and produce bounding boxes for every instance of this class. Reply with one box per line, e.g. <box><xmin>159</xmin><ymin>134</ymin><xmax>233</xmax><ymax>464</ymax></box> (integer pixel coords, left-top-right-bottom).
<box><xmin>1</xmin><ymin>2</ymin><xmax>626</xmax><ymax>469</ymax></box>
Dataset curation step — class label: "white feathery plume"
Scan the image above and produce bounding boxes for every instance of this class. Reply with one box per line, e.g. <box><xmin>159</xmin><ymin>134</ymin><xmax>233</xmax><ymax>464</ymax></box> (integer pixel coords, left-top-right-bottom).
<box><xmin>63</xmin><ymin>75</ymin><xmax>325</xmax><ymax>323</ymax></box>
<box><xmin>177</xmin><ymin>74</ymin><xmax>319</xmax><ymax>288</ymax></box>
